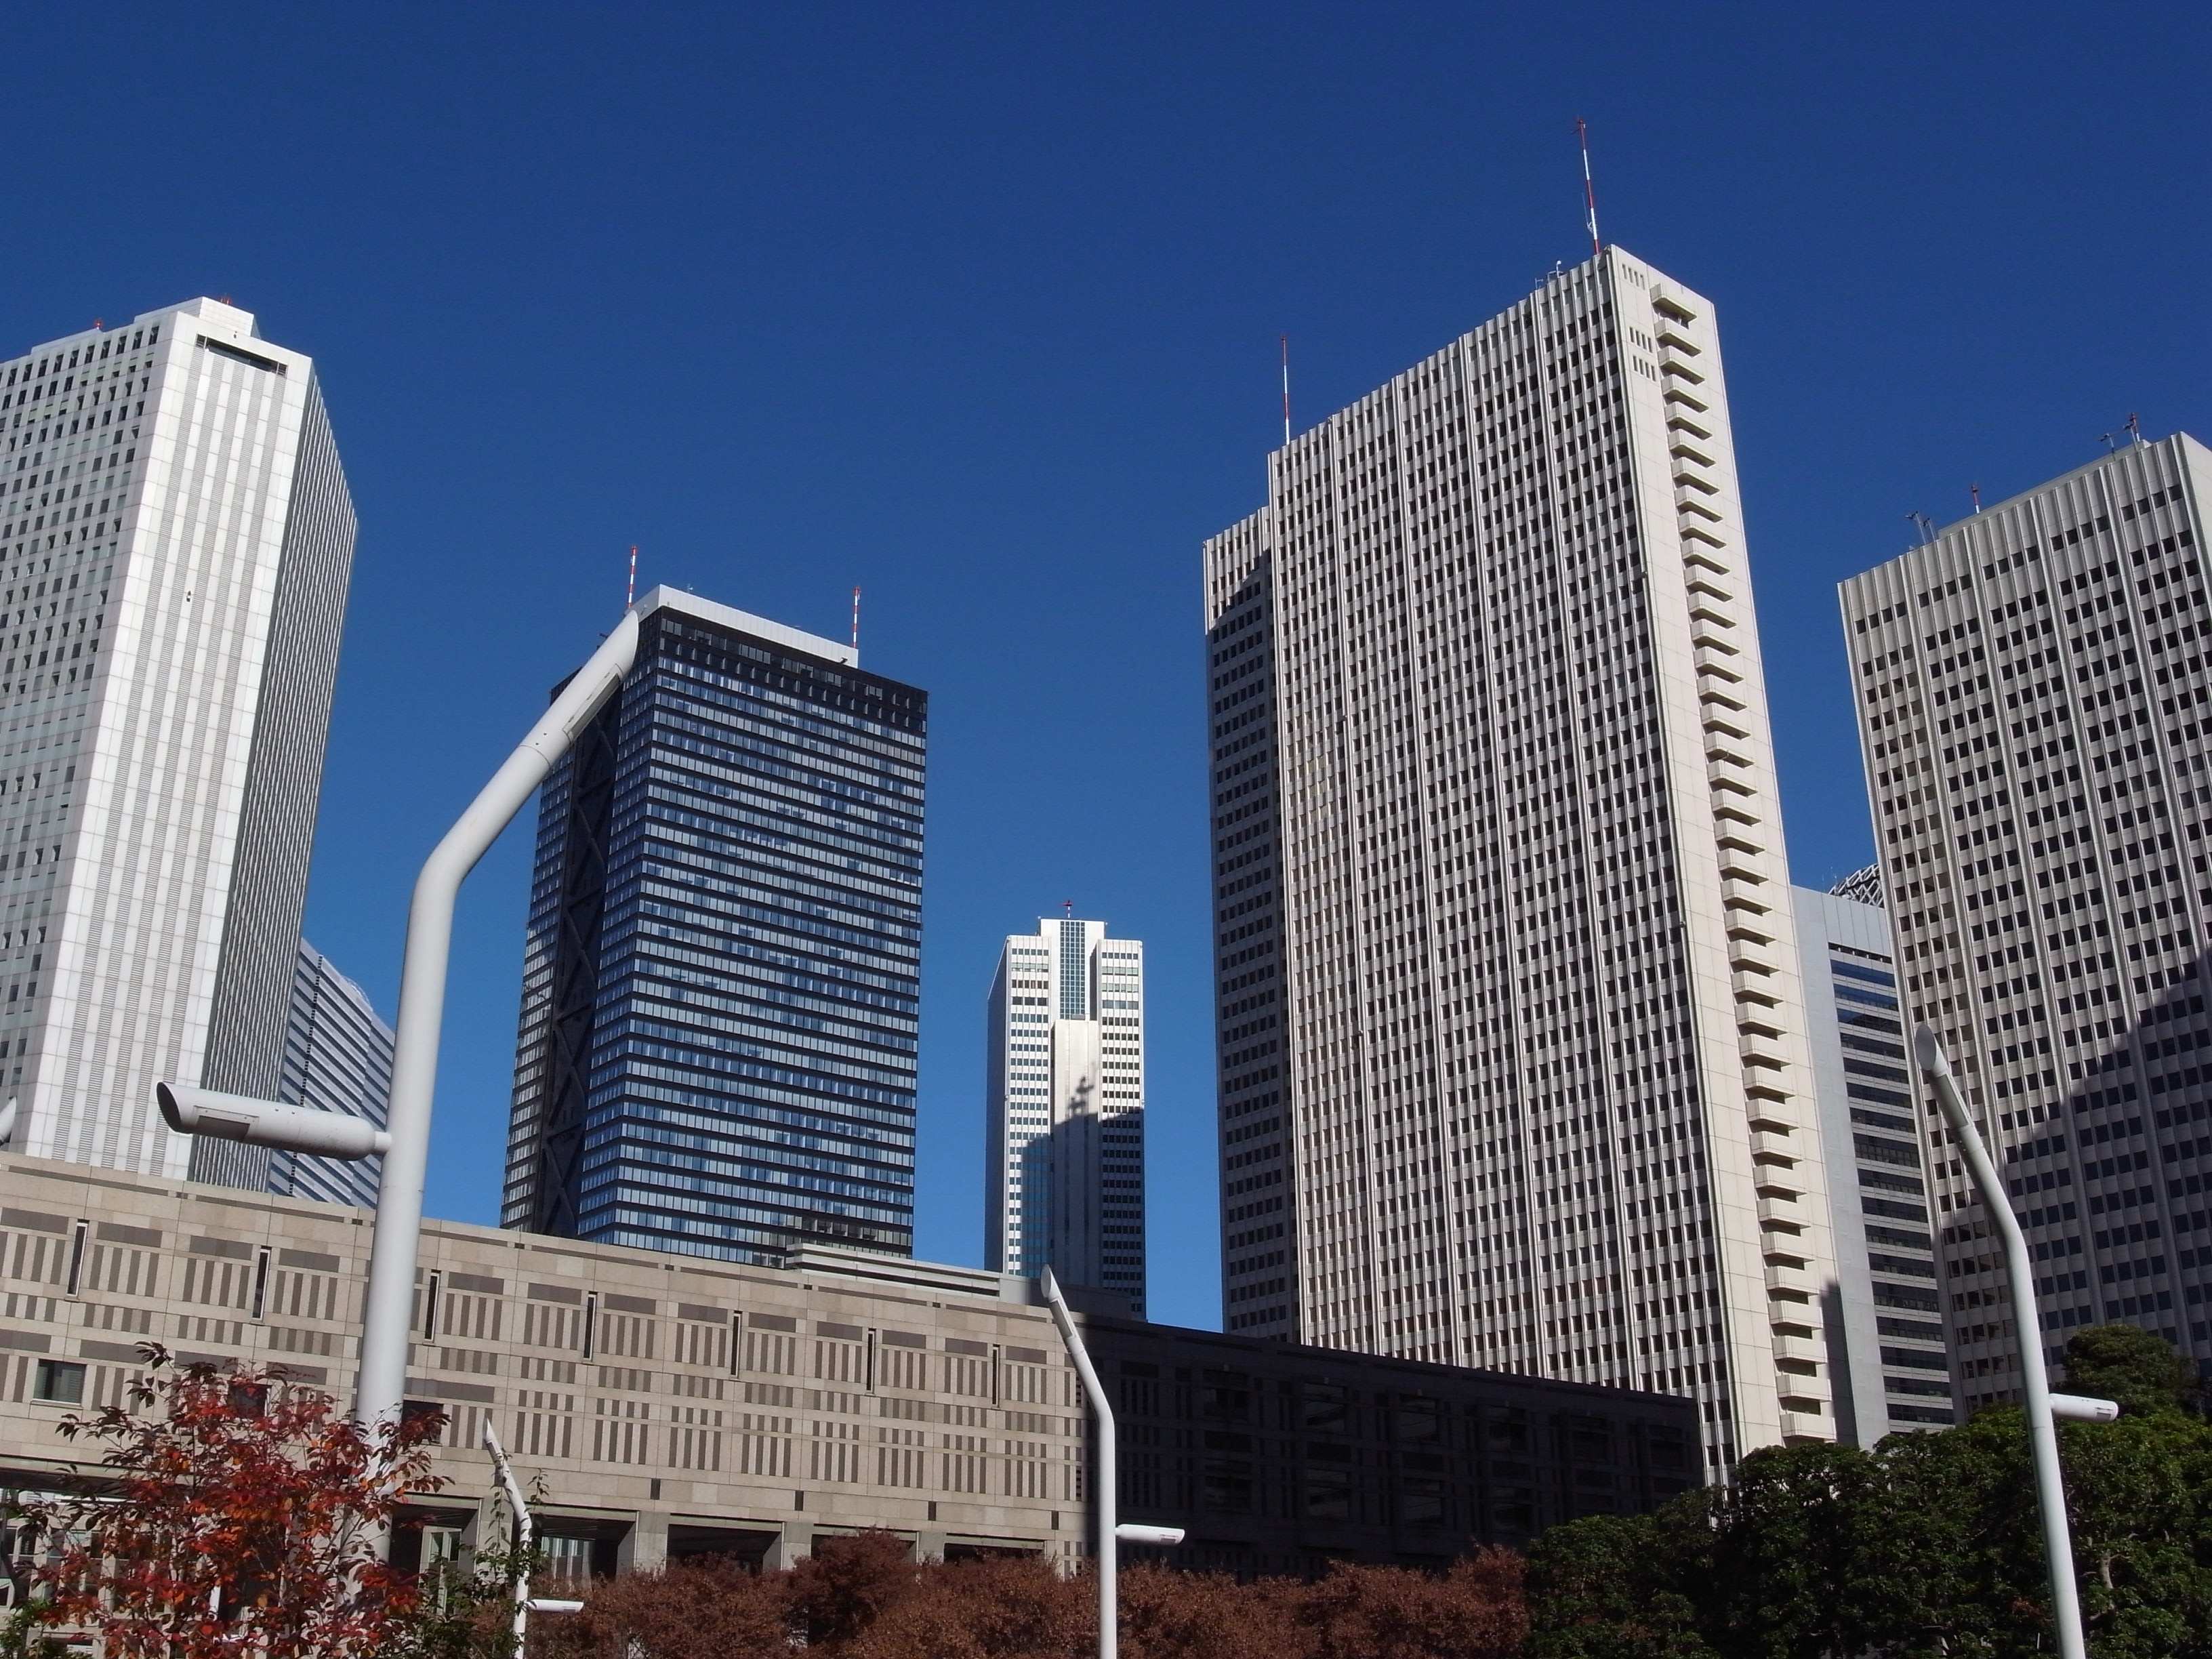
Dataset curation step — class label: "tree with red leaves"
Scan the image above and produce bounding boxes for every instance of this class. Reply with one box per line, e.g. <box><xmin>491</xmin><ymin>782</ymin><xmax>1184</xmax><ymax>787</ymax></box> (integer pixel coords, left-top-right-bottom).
<box><xmin>538</xmin><ymin>1533</ymin><xmax>1528</xmax><ymax>1659</ymax></box>
<box><xmin>13</xmin><ymin>1345</ymin><xmax>444</xmax><ymax>1659</ymax></box>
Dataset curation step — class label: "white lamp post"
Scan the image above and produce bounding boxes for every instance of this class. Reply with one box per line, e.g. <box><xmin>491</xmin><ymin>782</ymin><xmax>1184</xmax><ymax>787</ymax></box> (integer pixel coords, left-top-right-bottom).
<box><xmin>1912</xmin><ymin>1025</ymin><xmax>2112</xmax><ymax>1659</ymax></box>
<box><xmin>159</xmin><ymin>611</ymin><xmax>641</xmax><ymax>1441</ymax></box>
<box><xmin>1039</xmin><ymin>1267</ymin><xmax>1181</xmax><ymax>1659</ymax></box>
<box><xmin>483</xmin><ymin>1419</ymin><xmax>583</xmax><ymax>1644</ymax></box>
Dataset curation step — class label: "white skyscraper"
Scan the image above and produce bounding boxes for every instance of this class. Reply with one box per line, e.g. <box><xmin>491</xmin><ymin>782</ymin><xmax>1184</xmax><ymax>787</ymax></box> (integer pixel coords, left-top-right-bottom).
<box><xmin>984</xmin><ymin>917</ymin><xmax>1146</xmax><ymax>1313</ymax></box>
<box><xmin>0</xmin><ymin>298</ymin><xmax>355</xmax><ymax>1186</ymax></box>
<box><xmin>1841</xmin><ymin>433</ymin><xmax>2212</xmax><ymax>1410</ymax></box>
<box><xmin>1204</xmin><ymin>247</ymin><xmax>1837</xmax><ymax>1469</ymax></box>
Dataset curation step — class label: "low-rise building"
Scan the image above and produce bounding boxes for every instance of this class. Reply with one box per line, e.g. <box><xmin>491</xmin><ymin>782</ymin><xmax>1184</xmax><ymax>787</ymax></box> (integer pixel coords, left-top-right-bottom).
<box><xmin>0</xmin><ymin>1154</ymin><xmax>1696</xmax><ymax>1581</ymax></box>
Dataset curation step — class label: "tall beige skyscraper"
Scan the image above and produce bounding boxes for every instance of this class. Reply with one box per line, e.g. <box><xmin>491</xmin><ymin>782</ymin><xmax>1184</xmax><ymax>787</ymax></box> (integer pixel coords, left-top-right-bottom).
<box><xmin>0</xmin><ymin>299</ymin><xmax>354</xmax><ymax>1189</ymax></box>
<box><xmin>1204</xmin><ymin>247</ymin><xmax>1835</xmax><ymax>1471</ymax></box>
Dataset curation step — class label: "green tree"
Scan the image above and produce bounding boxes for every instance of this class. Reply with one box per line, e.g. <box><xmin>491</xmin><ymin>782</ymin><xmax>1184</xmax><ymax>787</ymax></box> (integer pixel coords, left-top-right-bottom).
<box><xmin>1526</xmin><ymin>1328</ymin><xmax>2212</xmax><ymax>1659</ymax></box>
<box><xmin>2063</xmin><ymin>1322</ymin><xmax>2204</xmax><ymax>1418</ymax></box>
<box><xmin>1701</xmin><ymin>1441</ymin><xmax>1924</xmax><ymax>1659</ymax></box>
<box><xmin>1526</xmin><ymin>1509</ymin><xmax>1714</xmax><ymax>1659</ymax></box>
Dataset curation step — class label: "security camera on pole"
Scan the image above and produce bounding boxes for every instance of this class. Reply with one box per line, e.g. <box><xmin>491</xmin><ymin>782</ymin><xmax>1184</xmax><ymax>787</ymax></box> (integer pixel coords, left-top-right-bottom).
<box><xmin>1912</xmin><ymin>1026</ymin><xmax>2115</xmax><ymax>1659</ymax></box>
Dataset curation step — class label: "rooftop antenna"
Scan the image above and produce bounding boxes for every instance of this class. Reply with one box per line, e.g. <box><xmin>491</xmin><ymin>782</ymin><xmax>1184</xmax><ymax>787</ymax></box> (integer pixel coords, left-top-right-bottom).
<box><xmin>625</xmin><ymin>544</ymin><xmax>638</xmax><ymax>610</ymax></box>
<box><xmin>1576</xmin><ymin>117</ymin><xmax>1601</xmax><ymax>257</ymax></box>
<box><xmin>1971</xmin><ymin>484</ymin><xmax>1982</xmax><ymax>514</ymax></box>
<box><xmin>851</xmin><ymin>586</ymin><xmax>861</xmax><ymax>653</ymax></box>
<box><xmin>1279</xmin><ymin>334</ymin><xmax>1292</xmax><ymax>447</ymax></box>
<box><xmin>2099</xmin><ymin>428</ymin><xmax>2118</xmax><ymax>451</ymax></box>
<box><xmin>1908</xmin><ymin>511</ymin><xmax>1936</xmax><ymax>546</ymax></box>
<box><xmin>1061</xmin><ymin>899</ymin><xmax>1075</xmax><ymax>920</ymax></box>
<box><xmin>2127</xmin><ymin>411</ymin><xmax>2144</xmax><ymax>446</ymax></box>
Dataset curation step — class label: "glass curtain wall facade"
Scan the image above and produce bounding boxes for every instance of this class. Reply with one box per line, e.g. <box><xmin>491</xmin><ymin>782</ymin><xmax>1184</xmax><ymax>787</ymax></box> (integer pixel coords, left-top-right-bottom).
<box><xmin>1203</xmin><ymin>247</ymin><xmax>1837</xmax><ymax>1471</ymax></box>
<box><xmin>501</xmin><ymin>587</ymin><xmax>926</xmax><ymax>1263</ymax></box>
<box><xmin>1840</xmin><ymin>433</ymin><xmax>2212</xmax><ymax>1404</ymax></box>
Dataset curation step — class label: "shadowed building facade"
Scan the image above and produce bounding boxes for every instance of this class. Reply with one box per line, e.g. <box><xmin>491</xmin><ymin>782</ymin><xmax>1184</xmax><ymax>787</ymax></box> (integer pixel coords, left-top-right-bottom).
<box><xmin>1840</xmin><ymin>434</ymin><xmax>2212</xmax><ymax>1404</ymax></box>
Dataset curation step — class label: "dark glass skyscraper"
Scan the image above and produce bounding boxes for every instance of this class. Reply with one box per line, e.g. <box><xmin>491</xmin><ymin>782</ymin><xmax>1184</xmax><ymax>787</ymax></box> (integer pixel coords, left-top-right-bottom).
<box><xmin>501</xmin><ymin>587</ymin><xmax>926</xmax><ymax>1263</ymax></box>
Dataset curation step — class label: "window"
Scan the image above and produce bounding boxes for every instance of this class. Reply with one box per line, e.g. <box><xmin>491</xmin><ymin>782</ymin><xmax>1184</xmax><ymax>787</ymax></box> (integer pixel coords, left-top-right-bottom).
<box><xmin>1299</xmin><ymin>1381</ymin><xmax>1347</xmax><ymax>1431</ymax></box>
<box><xmin>1200</xmin><ymin>1372</ymin><xmax>1250</xmax><ymax>1421</ymax></box>
<box><xmin>1391</xmin><ymin>1396</ymin><xmax>1443</xmax><ymax>1442</ymax></box>
<box><xmin>1202</xmin><ymin>1459</ymin><xmax>1253</xmax><ymax>1511</ymax></box>
<box><xmin>1399</xmin><ymin>1477</ymin><xmax>1447</xmax><ymax>1525</ymax></box>
<box><xmin>1303</xmin><ymin>1469</ymin><xmax>1352</xmax><ymax>1519</ymax></box>
<box><xmin>33</xmin><ymin>1360</ymin><xmax>83</xmax><ymax>1404</ymax></box>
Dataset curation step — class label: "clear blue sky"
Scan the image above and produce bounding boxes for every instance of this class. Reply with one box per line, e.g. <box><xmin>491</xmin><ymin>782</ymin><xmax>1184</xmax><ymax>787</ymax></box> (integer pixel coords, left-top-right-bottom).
<box><xmin>2</xmin><ymin>5</ymin><xmax>2205</xmax><ymax>1330</ymax></box>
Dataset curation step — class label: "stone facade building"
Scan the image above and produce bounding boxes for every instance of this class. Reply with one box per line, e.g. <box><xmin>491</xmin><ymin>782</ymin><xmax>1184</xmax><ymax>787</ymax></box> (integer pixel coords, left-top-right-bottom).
<box><xmin>0</xmin><ymin>1154</ymin><xmax>1695</xmax><ymax>1581</ymax></box>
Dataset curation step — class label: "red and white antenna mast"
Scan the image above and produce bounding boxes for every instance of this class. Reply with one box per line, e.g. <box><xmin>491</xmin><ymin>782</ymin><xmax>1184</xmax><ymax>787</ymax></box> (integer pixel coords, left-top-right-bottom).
<box><xmin>1279</xmin><ymin>333</ymin><xmax>1292</xmax><ymax>447</ymax></box>
<box><xmin>851</xmin><ymin>585</ymin><xmax>862</xmax><ymax>653</ymax></box>
<box><xmin>1576</xmin><ymin>117</ymin><xmax>1601</xmax><ymax>257</ymax></box>
<box><xmin>625</xmin><ymin>544</ymin><xmax>638</xmax><ymax>609</ymax></box>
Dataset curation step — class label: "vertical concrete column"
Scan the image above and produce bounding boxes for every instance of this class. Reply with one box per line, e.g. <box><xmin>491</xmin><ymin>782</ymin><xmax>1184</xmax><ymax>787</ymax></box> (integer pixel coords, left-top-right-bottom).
<box><xmin>620</xmin><ymin>1509</ymin><xmax>669</xmax><ymax>1574</ymax></box>
<box><xmin>459</xmin><ymin>1492</ymin><xmax>505</xmax><ymax>1567</ymax></box>
<box><xmin>762</xmin><ymin>1522</ymin><xmax>815</xmax><ymax>1569</ymax></box>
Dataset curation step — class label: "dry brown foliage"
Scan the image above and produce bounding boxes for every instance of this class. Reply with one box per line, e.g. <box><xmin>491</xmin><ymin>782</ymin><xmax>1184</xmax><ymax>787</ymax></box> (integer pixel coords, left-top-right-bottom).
<box><xmin>537</xmin><ymin>1534</ymin><xmax>1526</xmax><ymax>1659</ymax></box>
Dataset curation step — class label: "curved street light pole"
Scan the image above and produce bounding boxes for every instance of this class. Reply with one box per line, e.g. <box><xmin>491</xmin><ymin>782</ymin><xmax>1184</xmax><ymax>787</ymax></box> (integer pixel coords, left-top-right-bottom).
<box><xmin>355</xmin><ymin>612</ymin><xmax>640</xmax><ymax>1436</ymax></box>
<box><xmin>1041</xmin><ymin>1268</ymin><xmax>1118</xmax><ymax>1659</ymax></box>
<box><xmin>1912</xmin><ymin>1025</ymin><xmax>2088</xmax><ymax>1659</ymax></box>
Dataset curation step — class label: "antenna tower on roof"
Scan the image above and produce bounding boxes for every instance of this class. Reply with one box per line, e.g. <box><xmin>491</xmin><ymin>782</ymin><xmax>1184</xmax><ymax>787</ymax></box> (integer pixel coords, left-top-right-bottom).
<box><xmin>1576</xmin><ymin>118</ymin><xmax>1601</xmax><ymax>257</ymax></box>
<box><xmin>851</xmin><ymin>586</ymin><xmax>862</xmax><ymax>653</ymax></box>
<box><xmin>1280</xmin><ymin>334</ymin><xmax>1292</xmax><ymax>447</ymax></box>
<box><xmin>626</xmin><ymin>545</ymin><xmax>638</xmax><ymax>610</ymax></box>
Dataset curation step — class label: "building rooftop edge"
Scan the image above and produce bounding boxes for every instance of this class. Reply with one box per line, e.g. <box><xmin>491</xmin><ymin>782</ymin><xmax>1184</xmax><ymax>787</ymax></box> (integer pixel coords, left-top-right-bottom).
<box><xmin>636</xmin><ymin>585</ymin><xmax>856</xmax><ymax>668</ymax></box>
<box><xmin>1847</xmin><ymin>430</ymin><xmax>2208</xmax><ymax>582</ymax></box>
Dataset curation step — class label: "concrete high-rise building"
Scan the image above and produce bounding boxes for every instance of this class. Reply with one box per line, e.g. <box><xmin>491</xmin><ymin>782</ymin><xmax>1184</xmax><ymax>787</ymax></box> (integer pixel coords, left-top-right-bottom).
<box><xmin>1791</xmin><ymin>877</ymin><xmax>1955</xmax><ymax>1441</ymax></box>
<box><xmin>1203</xmin><ymin>247</ymin><xmax>1837</xmax><ymax>1470</ymax></box>
<box><xmin>501</xmin><ymin>587</ymin><xmax>926</xmax><ymax>1265</ymax></box>
<box><xmin>0</xmin><ymin>299</ymin><xmax>354</xmax><ymax>1189</ymax></box>
<box><xmin>983</xmin><ymin>918</ymin><xmax>1146</xmax><ymax>1314</ymax></box>
<box><xmin>1840</xmin><ymin>434</ymin><xmax>2212</xmax><ymax>1408</ymax></box>
<box><xmin>267</xmin><ymin>939</ymin><xmax>393</xmax><ymax>1210</ymax></box>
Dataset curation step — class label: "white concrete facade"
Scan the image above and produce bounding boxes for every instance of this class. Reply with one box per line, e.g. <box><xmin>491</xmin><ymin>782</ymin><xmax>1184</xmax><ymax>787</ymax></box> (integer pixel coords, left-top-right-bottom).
<box><xmin>1202</xmin><ymin>248</ymin><xmax>1838</xmax><ymax>1471</ymax></box>
<box><xmin>0</xmin><ymin>299</ymin><xmax>353</xmax><ymax>1184</ymax></box>
<box><xmin>983</xmin><ymin>918</ymin><xmax>1145</xmax><ymax>1315</ymax></box>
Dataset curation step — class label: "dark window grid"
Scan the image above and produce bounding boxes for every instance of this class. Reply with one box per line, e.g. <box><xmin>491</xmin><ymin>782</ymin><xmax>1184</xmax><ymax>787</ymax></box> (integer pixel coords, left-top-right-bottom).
<box><xmin>573</xmin><ymin>1154</ymin><xmax>914</xmax><ymax>1214</ymax></box>
<box><xmin>635</xmin><ymin>696</ymin><xmax>927</xmax><ymax>794</ymax></box>
<box><xmin>607</xmin><ymin>969</ymin><xmax>920</xmax><ymax>1051</ymax></box>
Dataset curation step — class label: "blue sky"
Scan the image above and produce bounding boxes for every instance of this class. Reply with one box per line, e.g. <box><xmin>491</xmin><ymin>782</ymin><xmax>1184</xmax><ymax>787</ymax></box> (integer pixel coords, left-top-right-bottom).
<box><xmin>1</xmin><ymin>5</ymin><xmax>2205</xmax><ymax>1330</ymax></box>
